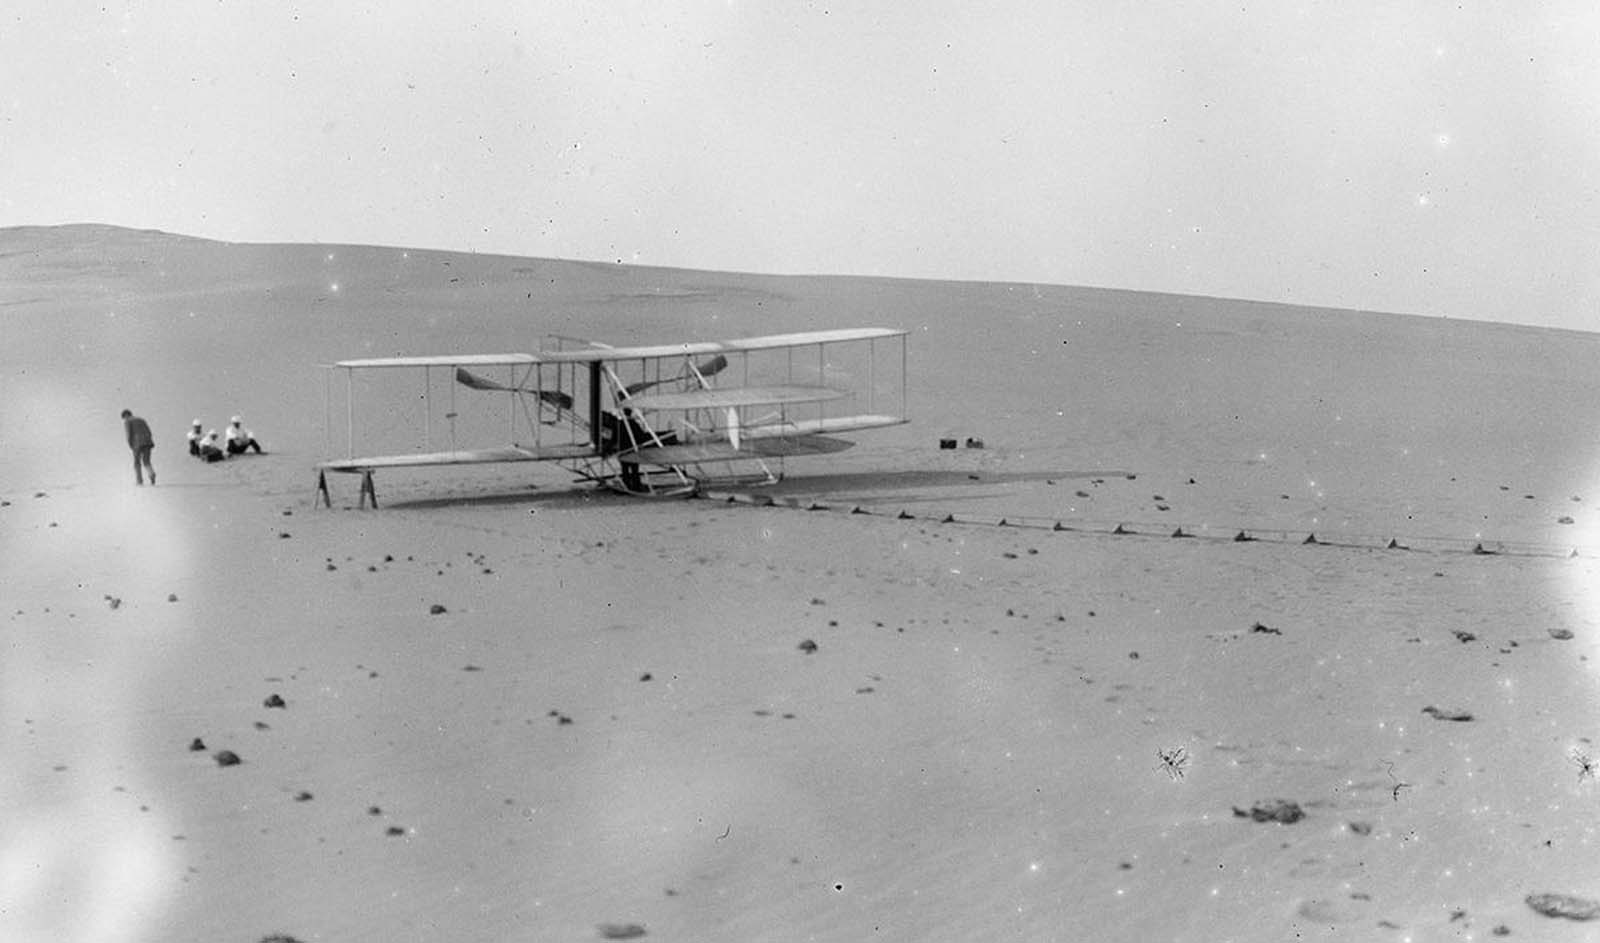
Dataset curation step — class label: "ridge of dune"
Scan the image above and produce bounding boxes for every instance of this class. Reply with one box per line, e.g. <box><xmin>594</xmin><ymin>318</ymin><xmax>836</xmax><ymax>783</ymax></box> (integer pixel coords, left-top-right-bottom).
<box><xmin>7</xmin><ymin>222</ymin><xmax>1595</xmax><ymax>340</ymax></box>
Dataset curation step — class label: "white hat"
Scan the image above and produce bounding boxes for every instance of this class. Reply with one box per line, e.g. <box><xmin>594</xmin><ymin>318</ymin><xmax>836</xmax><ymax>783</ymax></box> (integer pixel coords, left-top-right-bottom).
<box><xmin>230</xmin><ymin>415</ymin><xmax>242</xmax><ymax>424</ymax></box>
<box><xmin>192</xmin><ymin>419</ymin><xmax>202</xmax><ymax>426</ymax></box>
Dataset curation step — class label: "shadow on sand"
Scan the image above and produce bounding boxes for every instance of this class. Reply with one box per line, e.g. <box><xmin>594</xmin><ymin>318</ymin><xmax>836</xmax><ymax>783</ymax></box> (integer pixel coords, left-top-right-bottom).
<box><xmin>370</xmin><ymin>468</ymin><xmax>1133</xmax><ymax>511</ymax></box>
<box><xmin>377</xmin><ymin>484</ymin><xmax>625</xmax><ymax>512</ymax></box>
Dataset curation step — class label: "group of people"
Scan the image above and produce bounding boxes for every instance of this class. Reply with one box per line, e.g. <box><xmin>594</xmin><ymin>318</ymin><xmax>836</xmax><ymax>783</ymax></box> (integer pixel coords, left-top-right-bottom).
<box><xmin>118</xmin><ymin>409</ymin><xmax>266</xmax><ymax>485</ymax></box>
<box><xmin>187</xmin><ymin>416</ymin><xmax>264</xmax><ymax>463</ymax></box>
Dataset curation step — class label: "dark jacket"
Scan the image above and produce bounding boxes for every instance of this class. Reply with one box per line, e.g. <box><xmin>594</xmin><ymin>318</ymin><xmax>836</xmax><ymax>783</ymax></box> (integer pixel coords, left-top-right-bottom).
<box><xmin>124</xmin><ymin>416</ymin><xmax>154</xmax><ymax>450</ymax></box>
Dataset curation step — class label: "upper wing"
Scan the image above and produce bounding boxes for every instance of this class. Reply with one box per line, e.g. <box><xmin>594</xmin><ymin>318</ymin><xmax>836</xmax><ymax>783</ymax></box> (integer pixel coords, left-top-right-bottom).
<box><xmin>535</xmin><ymin>327</ymin><xmax>907</xmax><ymax>363</ymax></box>
<box><xmin>333</xmin><ymin>353</ymin><xmax>539</xmax><ymax>369</ymax></box>
<box><xmin>331</xmin><ymin>329</ymin><xmax>905</xmax><ymax>368</ymax></box>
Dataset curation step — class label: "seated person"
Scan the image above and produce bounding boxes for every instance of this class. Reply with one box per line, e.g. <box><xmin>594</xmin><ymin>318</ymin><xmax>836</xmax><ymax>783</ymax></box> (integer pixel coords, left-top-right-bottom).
<box><xmin>198</xmin><ymin>429</ymin><xmax>226</xmax><ymax>463</ymax></box>
<box><xmin>224</xmin><ymin>415</ymin><xmax>264</xmax><ymax>455</ymax></box>
<box><xmin>186</xmin><ymin>420</ymin><xmax>204</xmax><ymax>457</ymax></box>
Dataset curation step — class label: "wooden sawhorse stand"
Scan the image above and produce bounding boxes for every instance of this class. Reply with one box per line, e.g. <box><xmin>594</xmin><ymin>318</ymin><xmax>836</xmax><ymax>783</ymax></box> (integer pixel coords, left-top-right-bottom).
<box><xmin>316</xmin><ymin>468</ymin><xmax>378</xmax><ymax>509</ymax></box>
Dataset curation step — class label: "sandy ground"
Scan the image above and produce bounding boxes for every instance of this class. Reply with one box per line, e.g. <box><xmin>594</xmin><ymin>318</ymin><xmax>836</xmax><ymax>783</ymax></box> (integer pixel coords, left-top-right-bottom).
<box><xmin>5</xmin><ymin>225</ymin><xmax>1600</xmax><ymax>942</ymax></box>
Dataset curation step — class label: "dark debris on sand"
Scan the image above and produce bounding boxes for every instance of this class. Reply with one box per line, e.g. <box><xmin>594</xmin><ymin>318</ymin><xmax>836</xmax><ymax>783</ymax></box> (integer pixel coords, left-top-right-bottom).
<box><xmin>1526</xmin><ymin>892</ymin><xmax>1600</xmax><ymax>921</ymax></box>
<box><xmin>797</xmin><ymin>639</ymin><xmax>818</xmax><ymax>654</ymax></box>
<box><xmin>1422</xmin><ymin>705</ymin><xmax>1475</xmax><ymax>722</ymax></box>
<box><xmin>1232</xmin><ymin>799</ymin><xmax>1304</xmax><ymax>824</ymax></box>
<box><xmin>213</xmin><ymin>750</ymin><xmax>242</xmax><ymax>767</ymax></box>
<box><xmin>597</xmin><ymin>923</ymin><xmax>648</xmax><ymax>940</ymax></box>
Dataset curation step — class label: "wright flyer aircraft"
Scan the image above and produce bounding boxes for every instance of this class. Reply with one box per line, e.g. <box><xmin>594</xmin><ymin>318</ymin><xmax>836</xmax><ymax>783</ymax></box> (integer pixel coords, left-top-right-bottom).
<box><xmin>317</xmin><ymin>327</ymin><xmax>908</xmax><ymax>506</ymax></box>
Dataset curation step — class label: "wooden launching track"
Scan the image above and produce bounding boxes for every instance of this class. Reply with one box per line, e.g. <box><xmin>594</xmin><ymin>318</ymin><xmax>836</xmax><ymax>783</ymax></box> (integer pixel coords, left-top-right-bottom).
<box><xmin>696</xmin><ymin>489</ymin><xmax>1600</xmax><ymax>561</ymax></box>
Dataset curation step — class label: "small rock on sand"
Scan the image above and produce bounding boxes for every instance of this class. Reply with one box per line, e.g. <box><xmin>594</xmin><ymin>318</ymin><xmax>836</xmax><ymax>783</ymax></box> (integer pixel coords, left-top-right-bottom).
<box><xmin>188</xmin><ymin>737</ymin><xmax>206</xmax><ymax>752</ymax></box>
<box><xmin>1232</xmin><ymin>799</ymin><xmax>1304</xmax><ymax>823</ymax></box>
<box><xmin>597</xmin><ymin>923</ymin><xmax>648</xmax><ymax>940</ymax></box>
<box><xmin>429</xmin><ymin>604</ymin><xmax>447</xmax><ymax>615</ymax></box>
<box><xmin>797</xmin><ymin>639</ymin><xmax>818</xmax><ymax>654</ymax></box>
<box><xmin>1526</xmin><ymin>892</ymin><xmax>1600</xmax><ymax>921</ymax></box>
<box><xmin>263</xmin><ymin>694</ymin><xmax>287</xmax><ymax>708</ymax></box>
<box><xmin>214</xmin><ymin>750</ymin><xmax>242</xmax><ymax>767</ymax></box>
<box><xmin>1550</xmin><ymin>628</ymin><xmax>1575</xmax><ymax>641</ymax></box>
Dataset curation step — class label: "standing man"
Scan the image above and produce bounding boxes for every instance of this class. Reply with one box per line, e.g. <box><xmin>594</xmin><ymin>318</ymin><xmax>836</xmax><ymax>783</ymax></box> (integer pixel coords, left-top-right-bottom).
<box><xmin>121</xmin><ymin>409</ymin><xmax>156</xmax><ymax>485</ymax></box>
<box><xmin>120</xmin><ymin>408</ymin><xmax>156</xmax><ymax>486</ymax></box>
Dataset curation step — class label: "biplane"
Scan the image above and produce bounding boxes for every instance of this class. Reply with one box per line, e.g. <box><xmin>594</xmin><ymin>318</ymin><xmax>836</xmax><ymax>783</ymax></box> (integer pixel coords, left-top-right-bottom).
<box><xmin>316</xmin><ymin>327</ymin><xmax>908</xmax><ymax>506</ymax></box>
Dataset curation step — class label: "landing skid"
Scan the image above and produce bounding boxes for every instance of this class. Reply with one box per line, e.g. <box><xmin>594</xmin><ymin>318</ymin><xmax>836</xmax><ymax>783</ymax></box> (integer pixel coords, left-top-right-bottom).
<box><xmin>603</xmin><ymin>468</ymin><xmax>699</xmax><ymax>498</ymax></box>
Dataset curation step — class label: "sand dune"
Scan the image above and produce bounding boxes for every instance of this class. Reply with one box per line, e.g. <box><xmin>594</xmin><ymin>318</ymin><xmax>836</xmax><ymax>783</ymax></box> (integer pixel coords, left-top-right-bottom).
<box><xmin>5</xmin><ymin>225</ymin><xmax>1600</xmax><ymax>941</ymax></box>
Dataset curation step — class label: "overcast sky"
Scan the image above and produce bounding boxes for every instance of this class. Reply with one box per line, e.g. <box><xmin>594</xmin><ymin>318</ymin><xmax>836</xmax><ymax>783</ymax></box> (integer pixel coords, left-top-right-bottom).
<box><xmin>3</xmin><ymin>2</ymin><xmax>1596</xmax><ymax>328</ymax></box>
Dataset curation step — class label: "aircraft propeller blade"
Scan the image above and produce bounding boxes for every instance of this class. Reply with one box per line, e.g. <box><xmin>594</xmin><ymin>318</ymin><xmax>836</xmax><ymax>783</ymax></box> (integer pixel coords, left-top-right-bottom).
<box><xmin>455</xmin><ymin>366</ymin><xmax>510</xmax><ymax>392</ymax></box>
<box><xmin>697</xmin><ymin>354</ymin><xmax>730</xmax><ymax>378</ymax></box>
<box><xmin>454</xmin><ymin>367</ymin><xmax>573</xmax><ymax>410</ymax></box>
<box><xmin>623</xmin><ymin>354</ymin><xmax>729</xmax><ymax>396</ymax></box>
